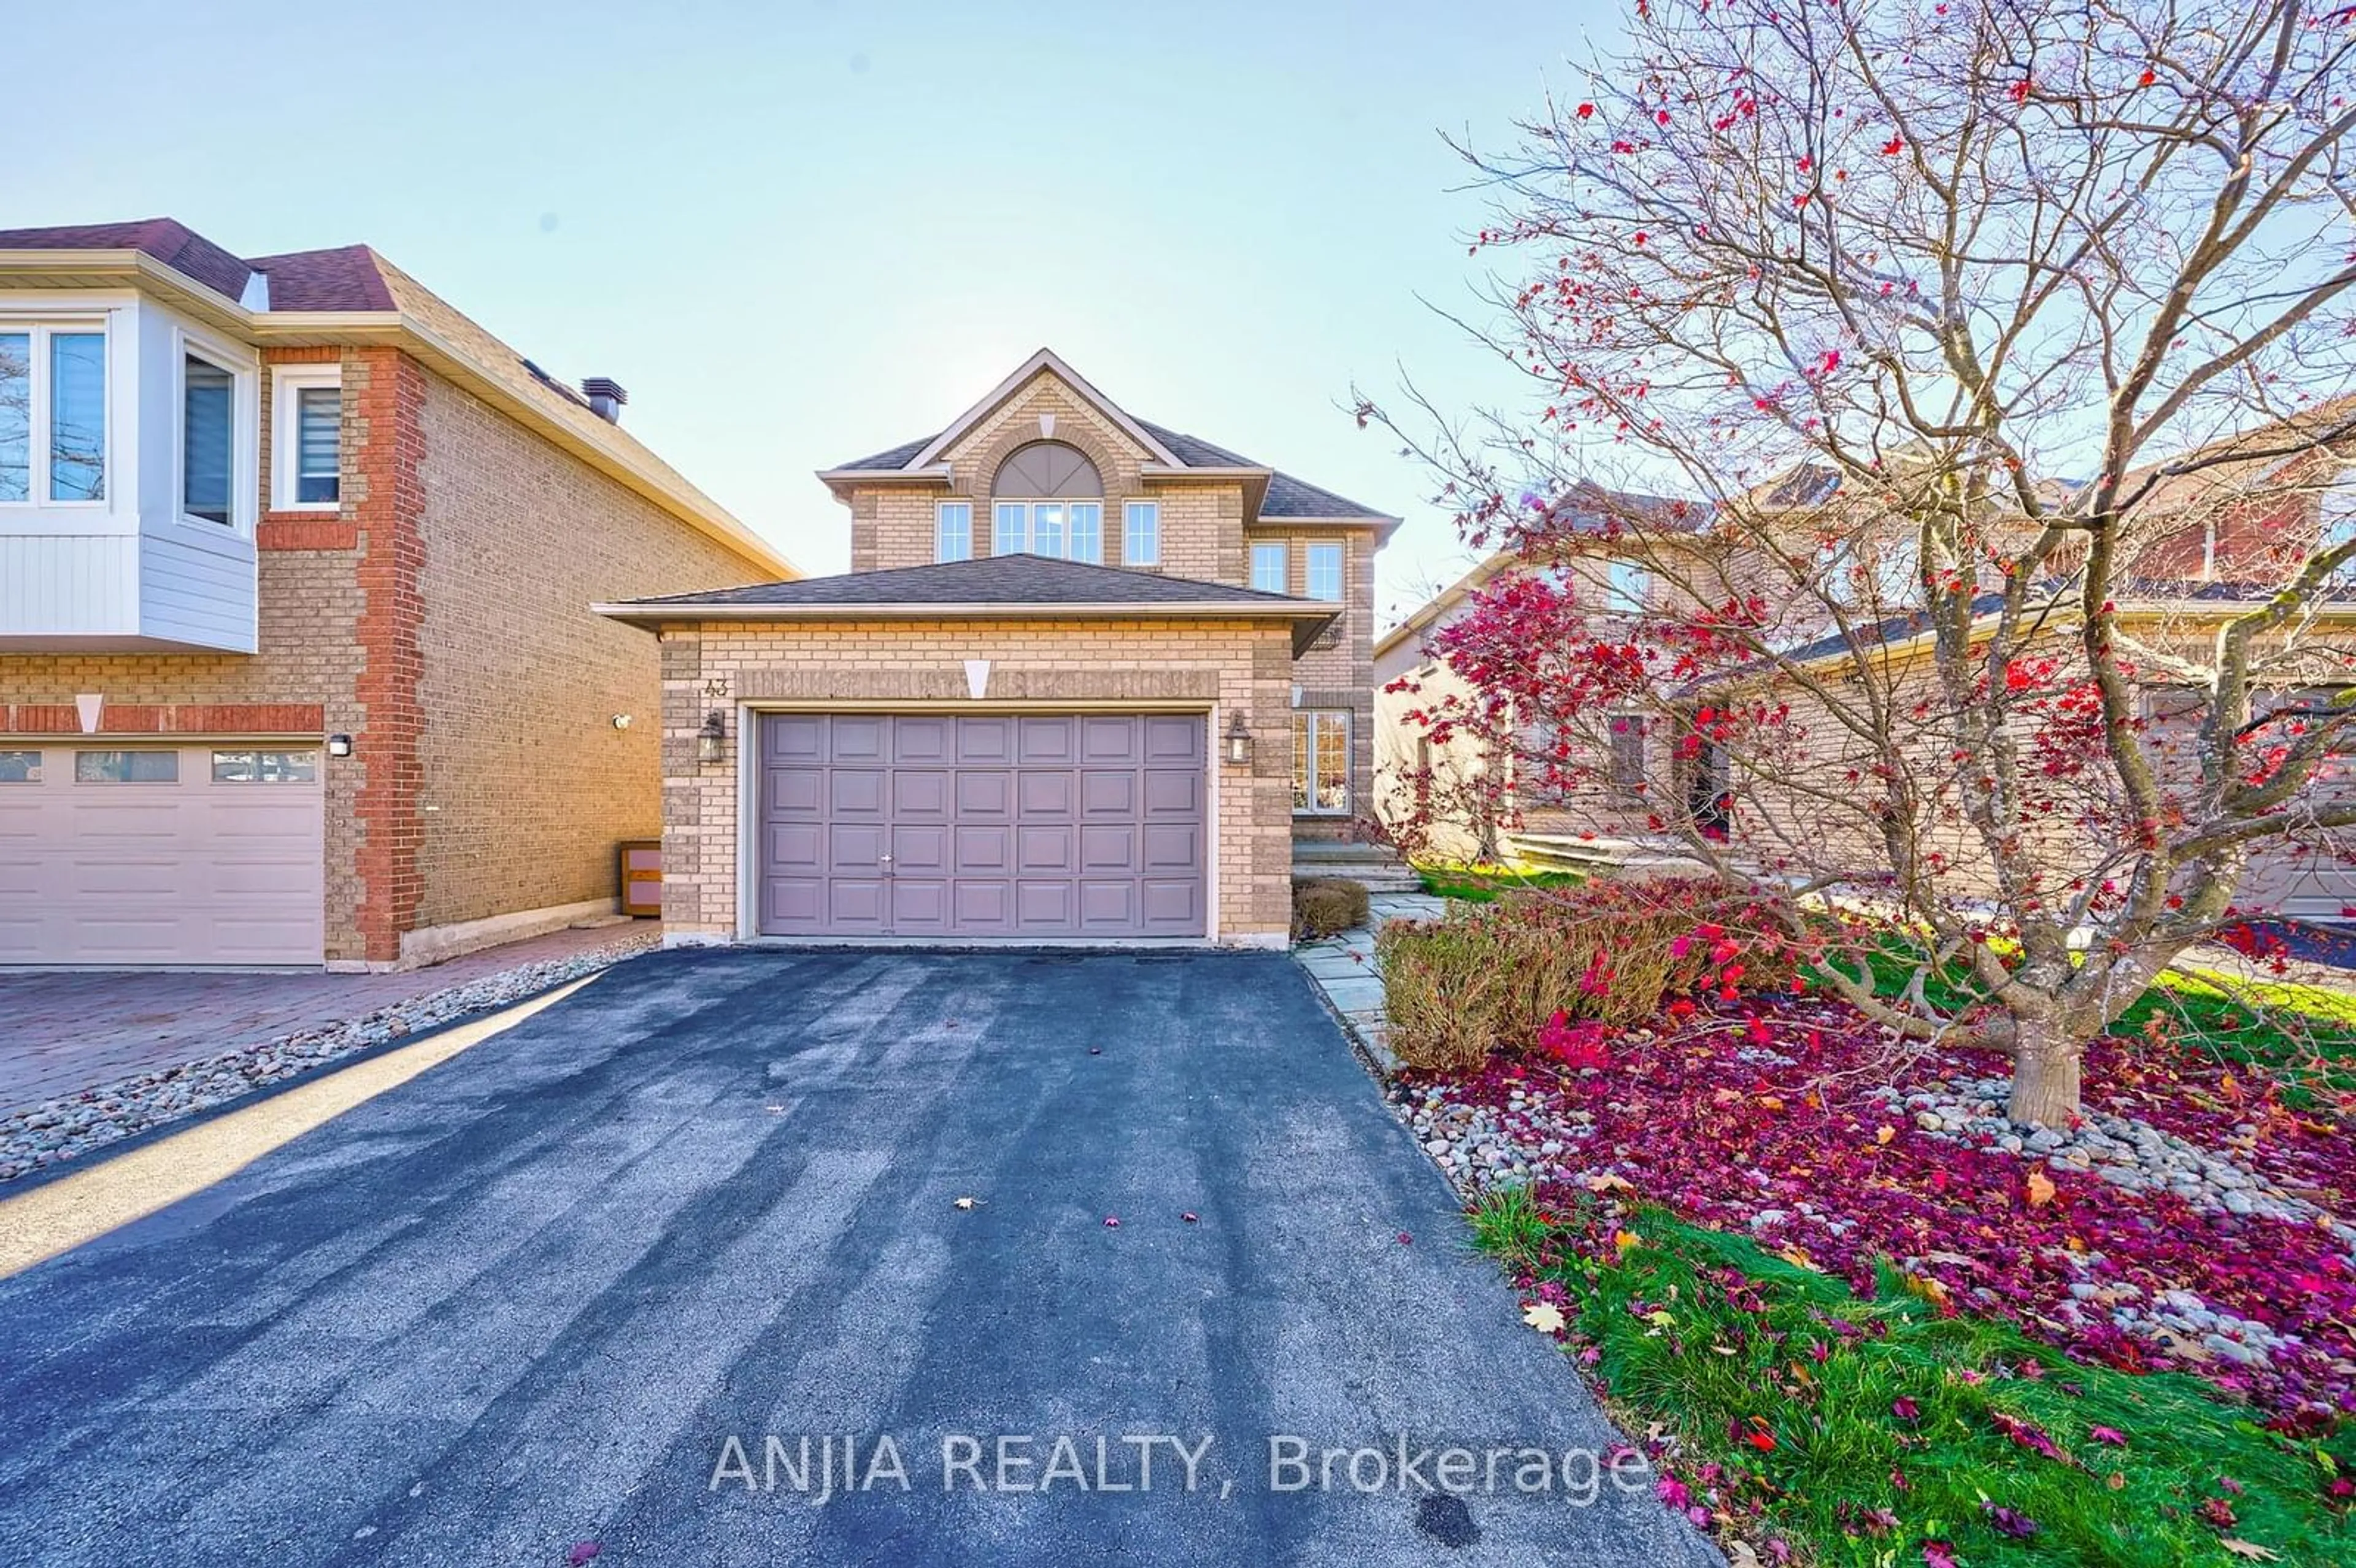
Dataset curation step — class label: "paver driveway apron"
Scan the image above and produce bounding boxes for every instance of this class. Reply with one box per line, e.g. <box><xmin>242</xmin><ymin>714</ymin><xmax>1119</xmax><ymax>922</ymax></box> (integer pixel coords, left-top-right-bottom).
<box><xmin>0</xmin><ymin>949</ymin><xmax>1714</xmax><ymax>1568</ymax></box>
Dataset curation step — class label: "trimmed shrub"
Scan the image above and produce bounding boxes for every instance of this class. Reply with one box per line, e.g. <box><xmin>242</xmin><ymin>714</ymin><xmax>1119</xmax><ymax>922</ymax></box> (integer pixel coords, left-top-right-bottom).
<box><xmin>1376</xmin><ymin>876</ymin><xmax>1817</xmax><ymax>1072</ymax></box>
<box><xmin>1291</xmin><ymin>877</ymin><xmax>1371</xmax><ymax>941</ymax></box>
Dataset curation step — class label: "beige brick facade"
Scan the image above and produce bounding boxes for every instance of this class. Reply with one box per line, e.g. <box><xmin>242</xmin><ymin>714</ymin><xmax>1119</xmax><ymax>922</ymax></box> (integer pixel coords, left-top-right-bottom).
<box><xmin>653</xmin><ymin>618</ymin><xmax>1299</xmax><ymax>945</ymax></box>
<box><xmin>835</xmin><ymin>366</ymin><xmax>1387</xmax><ymax>845</ymax></box>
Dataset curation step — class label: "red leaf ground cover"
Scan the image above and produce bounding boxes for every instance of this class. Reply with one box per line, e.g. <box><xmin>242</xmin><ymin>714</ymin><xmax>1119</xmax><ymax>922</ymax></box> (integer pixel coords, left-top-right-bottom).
<box><xmin>1406</xmin><ymin>997</ymin><xmax>2356</xmax><ymax>1424</ymax></box>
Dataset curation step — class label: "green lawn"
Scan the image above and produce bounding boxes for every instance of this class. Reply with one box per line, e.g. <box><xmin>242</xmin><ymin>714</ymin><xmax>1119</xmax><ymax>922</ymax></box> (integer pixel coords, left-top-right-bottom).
<box><xmin>1415</xmin><ymin>863</ymin><xmax>1588</xmax><ymax>902</ymax></box>
<box><xmin>1474</xmin><ymin>1191</ymin><xmax>2354</xmax><ymax>1566</ymax></box>
<box><xmin>1831</xmin><ymin>936</ymin><xmax>2356</xmax><ymax>1105</ymax></box>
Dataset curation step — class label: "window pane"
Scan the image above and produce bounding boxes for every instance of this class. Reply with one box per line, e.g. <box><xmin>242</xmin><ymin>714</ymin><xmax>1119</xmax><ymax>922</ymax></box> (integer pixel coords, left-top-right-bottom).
<box><xmin>1306</xmin><ymin>544</ymin><xmax>1344</xmax><ymax>602</ymax></box>
<box><xmin>49</xmin><ymin>332</ymin><xmax>106</xmax><ymax>501</ymax></box>
<box><xmin>0</xmin><ymin>750</ymin><xmax>40</xmax><ymax>783</ymax></box>
<box><xmin>1252</xmin><ymin>542</ymin><xmax>1288</xmax><ymax>594</ymax></box>
<box><xmin>1067</xmin><ymin>502</ymin><xmax>1101</xmax><ymax>564</ymax></box>
<box><xmin>295</xmin><ymin>385</ymin><xmax>340</xmax><ymax>504</ymax></box>
<box><xmin>1125</xmin><ymin>501</ymin><xmax>1159</xmax><ymax>565</ymax></box>
<box><xmin>1315</xmin><ymin>713</ymin><xmax>1349</xmax><ymax>810</ymax></box>
<box><xmin>936</xmin><ymin>501</ymin><xmax>973</xmax><ymax>563</ymax></box>
<box><xmin>1607</xmin><ymin>559</ymin><xmax>1650</xmax><ymax>613</ymax></box>
<box><xmin>1033</xmin><ymin>502</ymin><xmax>1065</xmax><ymax>559</ymax></box>
<box><xmin>1292</xmin><ymin>713</ymin><xmax>1311</xmax><ymax>809</ymax></box>
<box><xmin>213</xmin><ymin>748</ymin><xmax>317</xmax><ymax>783</ymax></box>
<box><xmin>75</xmin><ymin>750</ymin><xmax>177</xmax><ymax>783</ymax></box>
<box><xmin>993</xmin><ymin>501</ymin><xmax>1026</xmax><ymax>555</ymax></box>
<box><xmin>0</xmin><ymin>332</ymin><xmax>27</xmax><ymax>502</ymax></box>
<box><xmin>183</xmin><ymin>355</ymin><xmax>234</xmax><ymax>524</ymax></box>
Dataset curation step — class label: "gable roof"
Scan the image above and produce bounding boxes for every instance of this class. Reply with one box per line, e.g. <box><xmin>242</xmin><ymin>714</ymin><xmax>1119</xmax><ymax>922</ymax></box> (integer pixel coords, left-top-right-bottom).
<box><xmin>0</xmin><ymin>218</ymin><xmax>795</xmax><ymax>578</ymax></box>
<box><xmin>596</xmin><ymin>553</ymin><xmax>1341</xmax><ymax>653</ymax></box>
<box><xmin>823</xmin><ymin>351</ymin><xmax>1398</xmax><ymax>530</ymax></box>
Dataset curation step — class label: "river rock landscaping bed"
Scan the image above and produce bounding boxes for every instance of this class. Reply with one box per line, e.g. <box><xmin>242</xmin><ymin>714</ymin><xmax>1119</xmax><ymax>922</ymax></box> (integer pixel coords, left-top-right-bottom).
<box><xmin>1387</xmin><ymin>996</ymin><xmax>2356</xmax><ymax>1425</ymax></box>
<box><xmin>0</xmin><ymin>931</ymin><xmax>657</xmax><ymax>1183</ymax></box>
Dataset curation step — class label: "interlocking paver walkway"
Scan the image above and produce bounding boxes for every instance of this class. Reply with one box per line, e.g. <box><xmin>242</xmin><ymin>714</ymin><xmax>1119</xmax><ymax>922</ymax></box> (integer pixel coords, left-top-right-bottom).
<box><xmin>1291</xmin><ymin>890</ymin><xmax>1445</xmax><ymax>1070</ymax></box>
<box><xmin>0</xmin><ymin>923</ymin><xmax>647</xmax><ymax>1115</ymax></box>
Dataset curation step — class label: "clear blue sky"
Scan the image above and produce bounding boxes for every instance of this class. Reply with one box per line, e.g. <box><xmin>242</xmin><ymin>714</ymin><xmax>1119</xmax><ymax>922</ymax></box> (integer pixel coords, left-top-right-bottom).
<box><xmin>4</xmin><ymin>0</ymin><xmax>1607</xmax><ymax>619</ymax></box>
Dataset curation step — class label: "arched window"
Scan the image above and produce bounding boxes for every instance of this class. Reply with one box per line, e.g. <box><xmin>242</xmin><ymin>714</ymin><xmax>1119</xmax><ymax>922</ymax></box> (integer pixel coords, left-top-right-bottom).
<box><xmin>991</xmin><ymin>442</ymin><xmax>1104</xmax><ymax>562</ymax></box>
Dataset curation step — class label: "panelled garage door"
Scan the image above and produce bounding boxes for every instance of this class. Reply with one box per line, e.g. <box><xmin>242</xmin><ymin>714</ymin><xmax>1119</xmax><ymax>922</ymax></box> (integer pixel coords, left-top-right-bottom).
<box><xmin>757</xmin><ymin>713</ymin><xmax>1207</xmax><ymax>939</ymax></box>
<box><xmin>0</xmin><ymin>743</ymin><xmax>326</xmax><ymax>966</ymax></box>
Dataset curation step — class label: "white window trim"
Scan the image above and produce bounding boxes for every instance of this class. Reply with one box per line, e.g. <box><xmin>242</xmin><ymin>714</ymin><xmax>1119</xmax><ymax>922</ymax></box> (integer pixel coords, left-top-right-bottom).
<box><xmin>1251</xmin><ymin>540</ymin><xmax>1290</xmax><ymax>594</ymax></box>
<box><xmin>1305</xmin><ymin>542</ymin><xmax>1345</xmax><ymax>603</ymax></box>
<box><xmin>1293</xmin><ymin>709</ymin><xmax>1352</xmax><ymax>816</ymax></box>
<box><xmin>1123</xmin><ymin>500</ymin><xmax>1160</xmax><ymax>566</ymax></box>
<box><xmin>172</xmin><ymin>325</ymin><xmax>258</xmax><ymax>536</ymax></box>
<box><xmin>990</xmin><ymin>498</ymin><xmax>1104</xmax><ymax>563</ymax></box>
<box><xmin>934</xmin><ymin>500</ymin><xmax>974</xmax><ymax>563</ymax></box>
<box><xmin>271</xmin><ymin>363</ymin><xmax>342</xmax><ymax>513</ymax></box>
<box><xmin>0</xmin><ymin>315</ymin><xmax>111</xmax><ymax>510</ymax></box>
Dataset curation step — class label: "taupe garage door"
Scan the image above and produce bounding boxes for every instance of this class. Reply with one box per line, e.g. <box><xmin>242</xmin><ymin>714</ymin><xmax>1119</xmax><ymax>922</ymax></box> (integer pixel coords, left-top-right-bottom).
<box><xmin>0</xmin><ymin>743</ymin><xmax>326</xmax><ymax>966</ymax></box>
<box><xmin>757</xmin><ymin>713</ymin><xmax>1207</xmax><ymax>939</ymax></box>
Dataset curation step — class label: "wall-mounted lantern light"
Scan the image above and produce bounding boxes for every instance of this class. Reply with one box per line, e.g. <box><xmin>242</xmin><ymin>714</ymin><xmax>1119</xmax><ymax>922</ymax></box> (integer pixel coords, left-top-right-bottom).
<box><xmin>698</xmin><ymin>709</ymin><xmax>728</xmax><ymax>766</ymax></box>
<box><xmin>326</xmin><ymin>734</ymin><xmax>353</xmax><ymax>758</ymax></box>
<box><xmin>1223</xmin><ymin>711</ymin><xmax>1253</xmax><ymax>767</ymax></box>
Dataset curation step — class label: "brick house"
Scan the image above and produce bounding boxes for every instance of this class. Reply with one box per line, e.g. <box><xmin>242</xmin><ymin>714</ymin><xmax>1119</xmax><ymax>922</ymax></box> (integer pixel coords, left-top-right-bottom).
<box><xmin>0</xmin><ymin>219</ymin><xmax>793</xmax><ymax>968</ymax></box>
<box><xmin>598</xmin><ymin>350</ymin><xmax>1399</xmax><ymax>947</ymax></box>
<box><xmin>1374</xmin><ymin>442</ymin><xmax>2356</xmax><ymax>917</ymax></box>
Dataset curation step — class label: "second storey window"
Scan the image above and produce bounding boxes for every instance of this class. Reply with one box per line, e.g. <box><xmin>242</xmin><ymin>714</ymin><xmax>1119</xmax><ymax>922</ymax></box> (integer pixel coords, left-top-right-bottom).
<box><xmin>1124</xmin><ymin>501</ymin><xmax>1160</xmax><ymax>566</ymax></box>
<box><xmin>1606</xmin><ymin>558</ymin><xmax>1650</xmax><ymax>614</ymax></box>
<box><xmin>992</xmin><ymin>500</ymin><xmax>1103</xmax><ymax>563</ymax></box>
<box><xmin>1251</xmin><ymin>541</ymin><xmax>1288</xmax><ymax>594</ymax></box>
<box><xmin>0</xmin><ymin>324</ymin><xmax>107</xmax><ymax>504</ymax></box>
<box><xmin>182</xmin><ymin>353</ymin><xmax>234</xmax><ymax>526</ymax></box>
<box><xmin>1306</xmin><ymin>542</ymin><xmax>1344</xmax><ymax>602</ymax></box>
<box><xmin>936</xmin><ymin>501</ymin><xmax>974</xmax><ymax>563</ymax></box>
<box><xmin>272</xmin><ymin>364</ymin><xmax>342</xmax><ymax>510</ymax></box>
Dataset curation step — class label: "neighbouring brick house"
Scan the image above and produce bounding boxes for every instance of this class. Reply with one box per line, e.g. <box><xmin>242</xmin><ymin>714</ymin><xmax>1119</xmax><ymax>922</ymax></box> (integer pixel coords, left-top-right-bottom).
<box><xmin>598</xmin><ymin>349</ymin><xmax>1399</xmax><ymax>947</ymax></box>
<box><xmin>1376</xmin><ymin>440</ymin><xmax>2356</xmax><ymax>918</ymax></box>
<box><xmin>0</xmin><ymin>219</ymin><xmax>793</xmax><ymax>968</ymax></box>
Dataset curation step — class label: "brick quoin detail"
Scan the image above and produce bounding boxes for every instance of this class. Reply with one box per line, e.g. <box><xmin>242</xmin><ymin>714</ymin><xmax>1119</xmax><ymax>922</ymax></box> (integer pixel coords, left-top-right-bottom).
<box><xmin>1</xmin><ymin>702</ymin><xmax>326</xmax><ymax>735</ymax></box>
<box><xmin>352</xmin><ymin>348</ymin><xmax>429</xmax><ymax>963</ymax></box>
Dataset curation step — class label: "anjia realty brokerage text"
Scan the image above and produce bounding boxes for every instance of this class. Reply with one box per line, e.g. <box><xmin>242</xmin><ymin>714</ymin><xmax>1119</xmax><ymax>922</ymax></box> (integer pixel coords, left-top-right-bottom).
<box><xmin>709</xmin><ymin>1432</ymin><xmax>1655</xmax><ymax>1505</ymax></box>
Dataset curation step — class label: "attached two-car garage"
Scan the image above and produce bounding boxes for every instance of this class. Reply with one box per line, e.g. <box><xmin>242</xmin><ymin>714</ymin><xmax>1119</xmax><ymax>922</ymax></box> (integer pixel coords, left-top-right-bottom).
<box><xmin>756</xmin><ymin>712</ymin><xmax>1207</xmax><ymax>939</ymax></box>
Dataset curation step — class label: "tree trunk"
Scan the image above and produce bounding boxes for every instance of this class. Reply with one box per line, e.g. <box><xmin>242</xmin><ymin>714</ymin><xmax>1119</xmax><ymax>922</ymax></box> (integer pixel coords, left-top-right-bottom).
<box><xmin>2007</xmin><ymin>1022</ymin><xmax>2084</xmax><ymax>1126</ymax></box>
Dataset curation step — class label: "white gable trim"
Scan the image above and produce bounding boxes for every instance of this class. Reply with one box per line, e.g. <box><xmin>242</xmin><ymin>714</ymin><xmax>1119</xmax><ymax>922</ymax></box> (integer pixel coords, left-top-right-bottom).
<box><xmin>904</xmin><ymin>348</ymin><xmax>1186</xmax><ymax>471</ymax></box>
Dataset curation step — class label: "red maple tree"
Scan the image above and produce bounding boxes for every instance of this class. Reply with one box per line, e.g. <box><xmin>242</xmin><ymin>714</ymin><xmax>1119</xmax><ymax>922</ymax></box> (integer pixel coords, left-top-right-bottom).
<box><xmin>1366</xmin><ymin>0</ymin><xmax>2356</xmax><ymax>1123</ymax></box>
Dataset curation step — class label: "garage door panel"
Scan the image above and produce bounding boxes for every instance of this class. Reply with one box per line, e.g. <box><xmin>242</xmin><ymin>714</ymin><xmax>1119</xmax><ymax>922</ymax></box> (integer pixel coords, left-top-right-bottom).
<box><xmin>765</xmin><ymin>715</ymin><xmax>827</xmax><ymax>762</ymax></box>
<box><xmin>756</xmin><ymin>713</ymin><xmax>1205</xmax><ymax>940</ymax></box>
<box><xmin>893</xmin><ymin>771</ymin><xmax>950</xmax><ymax>819</ymax></box>
<box><xmin>766</xmin><ymin>768</ymin><xmax>823</xmax><ymax>815</ymax></box>
<box><xmin>1079</xmin><ymin>771</ymin><xmax>1134</xmax><ymax>816</ymax></box>
<box><xmin>952</xmin><ymin>881</ymin><xmax>1012</xmax><ymax>928</ymax></box>
<box><xmin>71</xmin><ymin>859</ymin><xmax>190</xmax><ymax>897</ymax></box>
<box><xmin>1079</xmin><ymin>881</ymin><xmax>1136</xmax><ymax>928</ymax></box>
<box><xmin>1018</xmin><ymin>718</ymin><xmax>1075</xmax><ymax>763</ymax></box>
<box><xmin>830</xmin><ymin>770</ymin><xmax>886</xmax><ymax>816</ymax></box>
<box><xmin>1080</xmin><ymin>824</ymin><xmax>1137</xmax><ymax>873</ymax></box>
<box><xmin>955</xmin><ymin>824</ymin><xmax>1012</xmax><ymax>874</ymax></box>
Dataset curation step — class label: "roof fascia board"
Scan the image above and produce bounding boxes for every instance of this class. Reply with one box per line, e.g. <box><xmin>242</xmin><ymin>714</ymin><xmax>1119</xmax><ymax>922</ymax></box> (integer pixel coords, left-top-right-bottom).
<box><xmin>905</xmin><ymin>348</ymin><xmax>1185</xmax><ymax>470</ymax></box>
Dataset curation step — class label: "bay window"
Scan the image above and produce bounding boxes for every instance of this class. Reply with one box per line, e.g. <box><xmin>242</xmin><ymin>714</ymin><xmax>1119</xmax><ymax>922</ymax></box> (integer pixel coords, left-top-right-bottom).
<box><xmin>0</xmin><ymin>323</ymin><xmax>107</xmax><ymax>504</ymax></box>
<box><xmin>1293</xmin><ymin>710</ymin><xmax>1350</xmax><ymax>814</ymax></box>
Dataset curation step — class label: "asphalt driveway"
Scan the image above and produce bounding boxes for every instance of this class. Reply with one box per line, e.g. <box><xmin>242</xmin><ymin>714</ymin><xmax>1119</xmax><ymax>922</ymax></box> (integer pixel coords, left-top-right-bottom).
<box><xmin>0</xmin><ymin>948</ymin><xmax>1713</xmax><ymax>1567</ymax></box>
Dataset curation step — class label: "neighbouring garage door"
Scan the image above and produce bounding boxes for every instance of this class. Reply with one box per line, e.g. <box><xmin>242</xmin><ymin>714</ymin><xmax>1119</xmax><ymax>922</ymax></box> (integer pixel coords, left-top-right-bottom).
<box><xmin>0</xmin><ymin>743</ymin><xmax>326</xmax><ymax>966</ymax></box>
<box><xmin>758</xmin><ymin>713</ymin><xmax>1207</xmax><ymax>939</ymax></box>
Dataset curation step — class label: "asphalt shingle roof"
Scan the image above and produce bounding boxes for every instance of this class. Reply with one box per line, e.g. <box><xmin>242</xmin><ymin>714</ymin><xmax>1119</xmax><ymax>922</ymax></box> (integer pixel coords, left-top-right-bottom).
<box><xmin>831</xmin><ymin>415</ymin><xmax>1391</xmax><ymax>521</ymax></box>
<box><xmin>621</xmin><ymin>554</ymin><xmax>1316</xmax><ymax>609</ymax></box>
